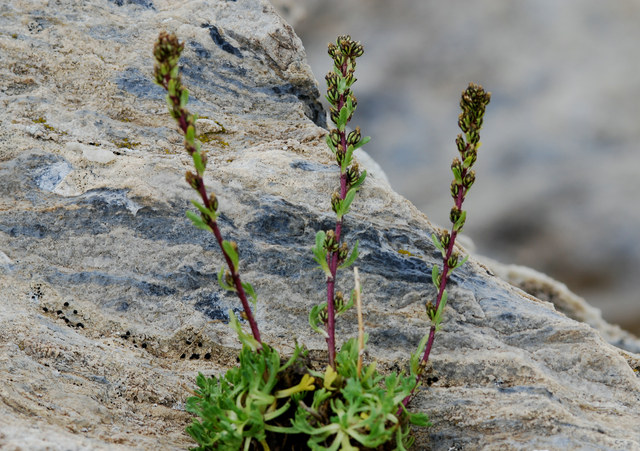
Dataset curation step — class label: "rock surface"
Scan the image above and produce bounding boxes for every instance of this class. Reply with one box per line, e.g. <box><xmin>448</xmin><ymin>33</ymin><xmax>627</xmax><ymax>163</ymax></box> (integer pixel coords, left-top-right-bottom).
<box><xmin>0</xmin><ymin>1</ymin><xmax>639</xmax><ymax>450</ymax></box>
<box><xmin>275</xmin><ymin>0</ymin><xmax>640</xmax><ymax>335</ymax></box>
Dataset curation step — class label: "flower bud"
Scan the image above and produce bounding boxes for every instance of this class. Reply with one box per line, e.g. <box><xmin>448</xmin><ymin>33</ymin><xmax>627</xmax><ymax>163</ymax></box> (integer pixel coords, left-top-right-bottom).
<box><xmin>331</xmin><ymin>191</ymin><xmax>341</xmax><ymax>215</ymax></box>
<box><xmin>440</xmin><ymin>230</ymin><xmax>451</xmax><ymax>249</ymax></box>
<box><xmin>450</xmin><ymin>180</ymin><xmax>460</xmax><ymax>199</ymax></box>
<box><xmin>224</xmin><ymin>270</ymin><xmax>234</xmax><ymax>288</ymax></box>
<box><xmin>327</xmin><ymin>42</ymin><xmax>338</xmax><ymax>59</ymax></box>
<box><xmin>338</xmin><ymin>242</ymin><xmax>349</xmax><ymax>263</ymax></box>
<box><xmin>450</xmin><ymin>206</ymin><xmax>462</xmax><ymax>225</ymax></box>
<box><xmin>185</xmin><ymin>170</ymin><xmax>200</xmax><ymax>190</ymax></box>
<box><xmin>347</xmin><ymin>127</ymin><xmax>361</xmax><ymax>146</ymax></box>
<box><xmin>456</xmin><ymin>134</ymin><xmax>466</xmax><ymax>154</ymax></box>
<box><xmin>329</xmin><ymin>129</ymin><xmax>341</xmax><ymax>148</ymax></box>
<box><xmin>334</xmin><ymin>291</ymin><xmax>345</xmax><ymax>311</ymax></box>
<box><xmin>447</xmin><ymin>254</ymin><xmax>458</xmax><ymax>269</ymax></box>
<box><xmin>324</xmin><ymin>230</ymin><xmax>338</xmax><ymax>253</ymax></box>
<box><xmin>463</xmin><ymin>170</ymin><xmax>476</xmax><ymax>189</ymax></box>
<box><xmin>325</xmin><ymin>71</ymin><xmax>338</xmax><ymax>89</ymax></box>
<box><xmin>346</xmin><ymin>163</ymin><xmax>360</xmax><ymax>187</ymax></box>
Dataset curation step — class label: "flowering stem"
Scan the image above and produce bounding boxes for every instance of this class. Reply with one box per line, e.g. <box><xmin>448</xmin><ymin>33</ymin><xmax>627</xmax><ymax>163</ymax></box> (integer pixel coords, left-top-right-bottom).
<box><xmin>153</xmin><ymin>32</ymin><xmax>261</xmax><ymax>344</ymax></box>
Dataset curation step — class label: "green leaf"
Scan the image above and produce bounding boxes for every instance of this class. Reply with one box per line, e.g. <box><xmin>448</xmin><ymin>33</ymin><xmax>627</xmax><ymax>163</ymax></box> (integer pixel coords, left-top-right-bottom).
<box><xmin>336</xmin><ymin>187</ymin><xmax>357</xmax><ymax>219</ymax></box>
<box><xmin>463</xmin><ymin>154</ymin><xmax>474</xmax><ymax>169</ymax></box>
<box><xmin>186</xmin><ymin>124</ymin><xmax>196</xmax><ymax>143</ymax></box>
<box><xmin>190</xmin><ymin>199</ymin><xmax>217</xmax><ymax>221</ymax></box>
<box><xmin>352</xmin><ymin>135</ymin><xmax>371</xmax><ymax>151</ymax></box>
<box><xmin>185</xmin><ymin>210</ymin><xmax>212</xmax><ymax>232</ymax></box>
<box><xmin>242</xmin><ymin>281</ymin><xmax>257</xmax><ymax>306</ymax></box>
<box><xmin>408</xmin><ymin>412</ymin><xmax>431</xmax><ymax>427</ymax></box>
<box><xmin>431</xmin><ymin>233</ymin><xmax>444</xmax><ymax>252</ymax></box>
<box><xmin>192</xmin><ymin>151</ymin><xmax>205</xmax><ymax>175</ymax></box>
<box><xmin>222</xmin><ymin>240</ymin><xmax>239</xmax><ymax>273</ymax></box>
<box><xmin>338</xmin><ymin>240</ymin><xmax>359</xmax><ymax>269</ymax></box>
<box><xmin>431</xmin><ymin>265</ymin><xmax>440</xmax><ymax>288</ymax></box>
<box><xmin>341</xmin><ymin>145</ymin><xmax>354</xmax><ymax>172</ymax></box>
<box><xmin>453</xmin><ymin>210</ymin><xmax>467</xmax><ymax>232</ymax></box>
<box><xmin>452</xmin><ymin>166</ymin><xmax>462</xmax><ymax>184</ymax></box>
<box><xmin>229</xmin><ymin>310</ymin><xmax>260</xmax><ymax>351</ymax></box>
<box><xmin>325</xmin><ymin>134</ymin><xmax>337</xmax><ymax>155</ymax></box>
<box><xmin>336</xmin><ymin>96</ymin><xmax>353</xmax><ymax>131</ymax></box>
<box><xmin>410</xmin><ymin>333</ymin><xmax>430</xmax><ymax>375</ymax></box>
<box><xmin>312</xmin><ymin>231</ymin><xmax>331</xmax><ymax>277</ymax></box>
<box><xmin>180</xmin><ymin>88</ymin><xmax>189</xmax><ymax>108</ymax></box>
<box><xmin>217</xmin><ymin>267</ymin><xmax>235</xmax><ymax>291</ymax></box>
<box><xmin>433</xmin><ymin>290</ymin><xmax>448</xmax><ymax>330</ymax></box>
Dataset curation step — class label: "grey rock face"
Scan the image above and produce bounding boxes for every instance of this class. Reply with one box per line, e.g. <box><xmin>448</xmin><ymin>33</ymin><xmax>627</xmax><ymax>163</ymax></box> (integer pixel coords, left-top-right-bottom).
<box><xmin>0</xmin><ymin>0</ymin><xmax>639</xmax><ymax>450</ymax></box>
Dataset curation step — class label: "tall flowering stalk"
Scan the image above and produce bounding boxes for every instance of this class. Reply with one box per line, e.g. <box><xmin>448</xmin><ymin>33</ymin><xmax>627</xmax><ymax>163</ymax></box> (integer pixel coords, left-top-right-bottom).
<box><xmin>153</xmin><ymin>32</ymin><xmax>261</xmax><ymax>344</ymax></box>
<box><xmin>309</xmin><ymin>35</ymin><xmax>369</xmax><ymax>368</ymax></box>
<box><xmin>404</xmin><ymin>83</ymin><xmax>491</xmax><ymax>409</ymax></box>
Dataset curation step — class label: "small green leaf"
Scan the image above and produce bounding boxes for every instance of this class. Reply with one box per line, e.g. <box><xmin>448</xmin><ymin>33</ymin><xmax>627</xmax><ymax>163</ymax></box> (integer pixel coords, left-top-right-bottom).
<box><xmin>180</xmin><ymin>88</ymin><xmax>189</xmax><ymax>108</ymax></box>
<box><xmin>192</xmin><ymin>151</ymin><xmax>205</xmax><ymax>175</ymax></box>
<box><xmin>312</xmin><ymin>231</ymin><xmax>331</xmax><ymax>276</ymax></box>
<box><xmin>452</xmin><ymin>166</ymin><xmax>462</xmax><ymax>184</ymax></box>
<box><xmin>453</xmin><ymin>210</ymin><xmax>467</xmax><ymax>232</ymax></box>
<box><xmin>341</xmin><ymin>145</ymin><xmax>354</xmax><ymax>172</ymax></box>
<box><xmin>463</xmin><ymin>154</ymin><xmax>474</xmax><ymax>169</ymax></box>
<box><xmin>431</xmin><ymin>233</ymin><xmax>444</xmax><ymax>252</ymax></box>
<box><xmin>185</xmin><ymin>210</ymin><xmax>212</xmax><ymax>232</ymax></box>
<box><xmin>186</xmin><ymin>124</ymin><xmax>196</xmax><ymax>143</ymax></box>
<box><xmin>431</xmin><ymin>265</ymin><xmax>440</xmax><ymax>288</ymax></box>
<box><xmin>229</xmin><ymin>310</ymin><xmax>260</xmax><ymax>351</ymax></box>
<box><xmin>222</xmin><ymin>240</ymin><xmax>239</xmax><ymax>273</ymax></box>
<box><xmin>410</xmin><ymin>333</ymin><xmax>430</xmax><ymax>375</ymax></box>
<box><xmin>336</xmin><ymin>187</ymin><xmax>357</xmax><ymax>219</ymax></box>
<box><xmin>242</xmin><ymin>281</ymin><xmax>257</xmax><ymax>306</ymax></box>
<box><xmin>325</xmin><ymin>135</ymin><xmax>337</xmax><ymax>155</ymax></box>
<box><xmin>338</xmin><ymin>240</ymin><xmax>359</xmax><ymax>269</ymax></box>
<box><xmin>351</xmin><ymin>135</ymin><xmax>370</xmax><ymax>151</ymax></box>
<box><xmin>190</xmin><ymin>199</ymin><xmax>217</xmax><ymax>221</ymax></box>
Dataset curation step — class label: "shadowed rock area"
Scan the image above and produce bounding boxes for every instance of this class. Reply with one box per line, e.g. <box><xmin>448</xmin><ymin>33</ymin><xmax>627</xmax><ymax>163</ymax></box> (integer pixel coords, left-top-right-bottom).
<box><xmin>0</xmin><ymin>0</ymin><xmax>639</xmax><ymax>449</ymax></box>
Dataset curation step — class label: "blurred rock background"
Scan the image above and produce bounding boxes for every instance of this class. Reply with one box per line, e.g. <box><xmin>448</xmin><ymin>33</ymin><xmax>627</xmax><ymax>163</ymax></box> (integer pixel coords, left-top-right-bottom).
<box><xmin>272</xmin><ymin>0</ymin><xmax>640</xmax><ymax>335</ymax></box>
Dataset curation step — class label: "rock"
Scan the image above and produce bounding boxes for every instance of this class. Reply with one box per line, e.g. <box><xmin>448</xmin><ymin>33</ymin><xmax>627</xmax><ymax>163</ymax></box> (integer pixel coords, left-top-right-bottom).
<box><xmin>0</xmin><ymin>0</ymin><xmax>639</xmax><ymax>450</ymax></box>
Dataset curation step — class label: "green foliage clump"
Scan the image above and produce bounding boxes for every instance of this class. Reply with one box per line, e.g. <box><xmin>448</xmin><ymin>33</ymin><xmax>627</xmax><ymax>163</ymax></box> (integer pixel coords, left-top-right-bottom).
<box><xmin>152</xmin><ymin>31</ymin><xmax>489</xmax><ymax>450</ymax></box>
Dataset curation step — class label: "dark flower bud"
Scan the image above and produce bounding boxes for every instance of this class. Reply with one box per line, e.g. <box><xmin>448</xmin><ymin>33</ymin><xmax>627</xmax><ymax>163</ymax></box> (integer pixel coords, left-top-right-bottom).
<box><xmin>326</xmin><ymin>86</ymin><xmax>340</xmax><ymax>105</ymax></box>
<box><xmin>450</xmin><ymin>181</ymin><xmax>459</xmax><ymax>199</ymax></box>
<box><xmin>318</xmin><ymin>306</ymin><xmax>328</xmax><ymax>325</ymax></box>
<box><xmin>440</xmin><ymin>230</ymin><xmax>451</xmax><ymax>249</ymax></box>
<box><xmin>347</xmin><ymin>127</ymin><xmax>361</xmax><ymax>146</ymax></box>
<box><xmin>325</xmin><ymin>71</ymin><xmax>338</xmax><ymax>89</ymax></box>
<box><xmin>330</xmin><ymin>106</ymin><xmax>340</xmax><ymax>125</ymax></box>
<box><xmin>426</xmin><ymin>301</ymin><xmax>436</xmax><ymax>318</ymax></box>
<box><xmin>346</xmin><ymin>163</ymin><xmax>360</xmax><ymax>187</ymax></box>
<box><xmin>333</xmin><ymin>52</ymin><xmax>347</xmax><ymax>68</ymax></box>
<box><xmin>450</xmin><ymin>206</ymin><xmax>462</xmax><ymax>225</ymax></box>
<box><xmin>331</xmin><ymin>191</ymin><xmax>342</xmax><ymax>215</ymax></box>
<box><xmin>224</xmin><ymin>270</ymin><xmax>234</xmax><ymax>288</ymax></box>
<box><xmin>329</xmin><ymin>129</ymin><xmax>341</xmax><ymax>148</ymax></box>
<box><xmin>455</xmin><ymin>134</ymin><xmax>466</xmax><ymax>154</ymax></box>
<box><xmin>185</xmin><ymin>171</ymin><xmax>200</xmax><ymax>190</ymax></box>
<box><xmin>324</xmin><ymin>230</ymin><xmax>338</xmax><ymax>253</ymax></box>
<box><xmin>334</xmin><ymin>291</ymin><xmax>345</xmax><ymax>311</ymax></box>
<box><xmin>351</xmin><ymin>43</ymin><xmax>364</xmax><ymax>58</ymax></box>
<box><xmin>338</xmin><ymin>242</ymin><xmax>349</xmax><ymax>263</ymax></box>
<box><xmin>344</xmin><ymin>69</ymin><xmax>355</xmax><ymax>86</ymax></box>
<box><xmin>447</xmin><ymin>253</ymin><xmax>459</xmax><ymax>269</ymax></box>
<box><xmin>327</xmin><ymin>42</ymin><xmax>338</xmax><ymax>58</ymax></box>
<box><xmin>451</xmin><ymin>158</ymin><xmax>462</xmax><ymax>172</ymax></box>
<box><xmin>463</xmin><ymin>170</ymin><xmax>476</xmax><ymax>189</ymax></box>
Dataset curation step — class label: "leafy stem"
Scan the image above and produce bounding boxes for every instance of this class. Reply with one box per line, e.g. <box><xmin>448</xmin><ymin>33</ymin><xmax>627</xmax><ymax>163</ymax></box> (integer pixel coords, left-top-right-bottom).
<box><xmin>402</xmin><ymin>83</ymin><xmax>491</xmax><ymax>411</ymax></box>
<box><xmin>314</xmin><ymin>35</ymin><xmax>368</xmax><ymax>368</ymax></box>
<box><xmin>153</xmin><ymin>31</ymin><xmax>261</xmax><ymax>344</ymax></box>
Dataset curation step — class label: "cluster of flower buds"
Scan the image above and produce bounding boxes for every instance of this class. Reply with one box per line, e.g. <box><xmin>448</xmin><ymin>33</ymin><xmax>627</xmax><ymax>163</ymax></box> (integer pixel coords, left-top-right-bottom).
<box><xmin>323</xmin><ymin>230</ymin><xmax>339</xmax><ymax>254</ymax></box>
<box><xmin>153</xmin><ymin>31</ymin><xmax>184</xmax><ymax>86</ymax></box>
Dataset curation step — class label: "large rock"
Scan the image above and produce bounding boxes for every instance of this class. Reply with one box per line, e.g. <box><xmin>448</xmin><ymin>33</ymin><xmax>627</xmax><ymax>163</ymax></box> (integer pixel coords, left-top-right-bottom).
<box><xmin>0</xmin><ymin>0</ymin><xmax>639</xmax><ymax>449</ymax></box>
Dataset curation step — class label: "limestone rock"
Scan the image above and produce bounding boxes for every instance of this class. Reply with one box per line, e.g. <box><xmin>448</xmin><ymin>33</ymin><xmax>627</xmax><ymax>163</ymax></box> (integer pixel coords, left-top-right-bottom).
<box><xmin>0</xmin><ymin>1</ymin><xmax>639</xmax><ymax>450</ymax></box>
